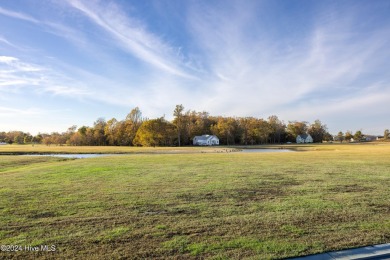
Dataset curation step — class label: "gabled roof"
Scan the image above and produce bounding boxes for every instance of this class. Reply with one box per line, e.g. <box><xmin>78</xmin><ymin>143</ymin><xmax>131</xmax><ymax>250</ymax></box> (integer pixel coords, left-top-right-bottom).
<box><xmin>194</xmin><ymin>135</ymin><xmax>218</xmax><ymax>141</ymax></box>
<box><xmin>297</xmin><ymin>134</ymin><xmax>310</xmax><ymax>139</ymax></box>
<box><xmin>364</xmin><ymin>135</ymin><xmax>380</xmax><ymax>138</ymax></box>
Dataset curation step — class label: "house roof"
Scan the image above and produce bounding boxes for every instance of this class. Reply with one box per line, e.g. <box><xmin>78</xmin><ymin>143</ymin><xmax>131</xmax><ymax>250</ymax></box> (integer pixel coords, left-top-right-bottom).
<box><xmin>194</xmin><ymin>135</ymin><xmax>218</xmax><ymax>141</ymax></box>
<box><xmin>297</xmin><ymin>134</ymin><xmax>310</xmax><ymax>139</ymax></box>
<box><xmin>364</xmin><ymin>135</ymin><xmax>380</xmax><ymax>138</ymax></box>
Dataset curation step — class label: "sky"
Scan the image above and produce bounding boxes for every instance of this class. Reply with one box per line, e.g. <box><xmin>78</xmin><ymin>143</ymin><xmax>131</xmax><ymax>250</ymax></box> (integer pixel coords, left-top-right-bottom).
<box><xmin>0</xmin><ymin>0</ymin><xmax>389</xmax><ymax>135</ymax></box>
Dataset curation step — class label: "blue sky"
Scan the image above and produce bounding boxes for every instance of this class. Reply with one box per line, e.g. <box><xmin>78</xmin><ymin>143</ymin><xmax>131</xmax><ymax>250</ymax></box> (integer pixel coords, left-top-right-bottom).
<box><xmin>0</xmin><ymin>0</ymin><xmax>389</xmax><ymax>135</ymax></box>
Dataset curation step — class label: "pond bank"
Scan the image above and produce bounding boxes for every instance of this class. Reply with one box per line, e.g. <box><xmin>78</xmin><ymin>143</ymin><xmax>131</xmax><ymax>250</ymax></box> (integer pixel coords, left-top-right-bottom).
<box><xmin>0</xmin><ymin>147</ymin><xmax>297</xmax><ymax>157</ymax></box>
<box><xmin>20</xmin><ymin>154</ymin><xmax>118</xmax><ymax>159</ymax></box>
<box><xmin>240</xmin><ymin>148</ymin><xmax>295</xmax><ymax>153</ymax></box>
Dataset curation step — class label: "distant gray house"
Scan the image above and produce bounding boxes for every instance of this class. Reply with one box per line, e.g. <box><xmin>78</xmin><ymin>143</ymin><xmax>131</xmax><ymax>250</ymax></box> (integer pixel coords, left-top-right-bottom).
<box><xmin>350</xmin><ymin>135</ymin><xmax>382</xmax><ymax>142</ymax></box>
<box><xmin>0</xmin><ymin>142</ymin><xmax>7</xmax><ymax>145</ymax></box>
<box><xmin>363</xmin><ymin>135</ymin><xmax>381</xmax><ymax>141</ymax></box>
<box><xmin>296</xmin><ymin>134</ymin><xmax>313</xmax><ymax>144</ymax></box>
<box><xmin>193</xmin><ymin>135</ymin><xmax>219</xmax><ymax>146</ymax></box>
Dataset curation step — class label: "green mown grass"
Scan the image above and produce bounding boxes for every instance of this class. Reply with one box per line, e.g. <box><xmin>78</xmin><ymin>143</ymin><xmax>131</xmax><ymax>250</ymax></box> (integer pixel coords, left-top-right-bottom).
<box><xmin>0</xmin><ymin>144</ymin><xmax>389</xmax><ymax>259</ymax></box>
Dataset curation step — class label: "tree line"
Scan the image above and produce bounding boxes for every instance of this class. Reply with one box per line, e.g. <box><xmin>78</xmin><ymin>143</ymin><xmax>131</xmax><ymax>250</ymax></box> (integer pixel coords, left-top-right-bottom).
<box><xmin>1</xmin><ymin>105</ymin><xmax>387</xmax><ymax>147</ymax></box>
<box><xmin>335</xmin><ymin>129</ymin><xmax>389</xmax><ymax>143</ymax></box>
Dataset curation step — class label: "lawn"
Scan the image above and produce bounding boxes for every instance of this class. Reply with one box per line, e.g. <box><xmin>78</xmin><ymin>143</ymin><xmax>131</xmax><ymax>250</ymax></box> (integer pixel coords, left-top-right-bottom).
<box><xmin>0</xmin><ymin>143</ymin><xmax>389</xmax><ymax>259</ymax></box>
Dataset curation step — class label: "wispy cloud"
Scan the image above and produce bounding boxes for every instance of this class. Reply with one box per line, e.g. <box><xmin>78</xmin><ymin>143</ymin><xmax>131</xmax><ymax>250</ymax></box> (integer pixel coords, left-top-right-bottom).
<box><xmin>0</xmin><ymin>36</ymin><xmax>18</xmax><ymax>48</ymax></box>
<box><xmin>0</xmin><ymin>106</ymin><xmax>43</xmax><ymax>117</ymax></box>
<box><xmin>43</xmin><ymin>21</ymin><xmax>87</xmax><ymax>47</ymax></box>
<box><xmin>184</xmin><ymin>1</ymin><xmax>390</xmax><ymax>124</ymax></box>
<box><xmin>0</xmin><ymin>55</ymin><xmax>91</xmax><ymax>97</ymax></box>
<box><xmin>41</xmin><ymin>85</ymin><xmax>90</xmax><ymax>96</ymax></box>
<box><xmin>0</xmin><ymin>6</ymin><xmax>88</xmax><ymax>50</ymax></box>
<box><xmin>0</xmin><ymin>56</ymin><xmax>42</xmax><ymax>71</ymax></box>
<box><xmin>0</xmin><ymin>6</ymin><xmax>39</xmax><ymax>23</ymax></box>
<box><xmin>65</xmin><ymin>0</ymin><xmax>196</xmax><ymax>79</ymax></box>
<box><xmin>0</xmin><ymin>1</ymin><xmax>388</xmax><ymax>134</ymax></box>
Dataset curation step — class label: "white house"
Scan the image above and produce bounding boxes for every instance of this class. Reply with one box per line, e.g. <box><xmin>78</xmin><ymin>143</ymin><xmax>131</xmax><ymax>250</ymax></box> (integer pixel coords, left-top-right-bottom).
<box><xmin>0</xmin><ymin>142</ymin><xmax>7</xmax><ymax>145</ymax></box>
<box><xmin>193</xmin><ymin>135</ymin><xmax>219</xmax><ymax>146</ymax></box>
<box><xmin>296</xmin><ymin>134</ymin><xmax>313</xmax><ymax>144</ymax></box>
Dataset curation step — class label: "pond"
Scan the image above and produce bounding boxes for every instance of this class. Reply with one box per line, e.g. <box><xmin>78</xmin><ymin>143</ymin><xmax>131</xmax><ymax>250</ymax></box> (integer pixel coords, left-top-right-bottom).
<box><xmin>17</xmin><ymin>150</ymin><xmax>295</xmax><ymax>157</ymax></box>
<box><xmin>240</xmin><ymin>149</ymin><xmax>295</xmax><ymax>153</ymax></box>
<box><xmin>22</xmin><ymin>154</ymin><xmax>118</xmax><ymax>159</ymax></box>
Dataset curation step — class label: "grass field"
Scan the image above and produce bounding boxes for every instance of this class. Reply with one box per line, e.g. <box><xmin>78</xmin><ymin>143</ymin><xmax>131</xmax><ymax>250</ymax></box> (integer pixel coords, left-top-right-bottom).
<box><xmin>0</xmin><ymin>144</ymin><xmax>389</xmax><ymax>259</ymax></box>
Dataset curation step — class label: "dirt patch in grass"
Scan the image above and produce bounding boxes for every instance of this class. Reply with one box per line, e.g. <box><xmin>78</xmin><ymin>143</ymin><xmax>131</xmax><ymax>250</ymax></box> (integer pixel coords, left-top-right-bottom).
<box><xmin>368</xmin><ymin>203</ymin><xmax>390</xmax><ymax>213</ymax></box>
<box><xmin>176</xmin><ymin>192</ymin><xmax>223</xmax><ymax>202</ymax></box>
<box><xmin>328</xmin><ymin>184</ymin><xmax>371</xmax><ymax>193</ymax></box>
<box><xmin>228</xmin><ymin>187</ymin><xmax>286</xmax><ymax>201</ymax></box>
<box><xmin>28</xmin><ymin>211</ymin><xmax>58</xmax><ymax>219</ymax></box>
<box><xmin>289</xmin><ymin>210</ymin><xmax>368</xmax><ymax>227</ymax></box>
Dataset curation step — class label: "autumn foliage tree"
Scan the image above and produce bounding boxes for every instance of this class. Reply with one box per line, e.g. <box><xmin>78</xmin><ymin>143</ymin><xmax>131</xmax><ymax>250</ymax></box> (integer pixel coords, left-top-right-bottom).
<box><xmin>1</xmin><ymin>105</ymin><xmax>340</xmax><ymax>147</ymax></box>
<box><xmin>133</xmin><ymin>118</ymin><xmax>175</xmax><ymax>147</ymax></box>
<box><xmin>211</xmin><ymin>117</ymin><xmax>240</xmax><ymax>145</ymax></box>
<box><xmin>173</xmin><ymin>104</ymin><xmax>185</xmax><ymax>146</ymax></box>
<box><xmin>308</xmin><ymin>120</ymin><xmax>328</xmax><ymax>143</ymax></box>
<box><xmin>286</xmin><ymin>121</ymin><xmax>308</xmax><ymax>141</ymax></box>
<box><xmin>345</xmin><ymin>131</ymin><xmax>353</xmax><ymax>142</ymax></box>
<box><xmin>268</xmin><ymin>116</ymin><xmax>286</xmax><ymax>144</ymax></box>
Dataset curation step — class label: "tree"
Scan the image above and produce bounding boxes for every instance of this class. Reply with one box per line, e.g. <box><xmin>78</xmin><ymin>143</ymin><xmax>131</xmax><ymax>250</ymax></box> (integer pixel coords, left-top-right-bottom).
<box><xmin>384</xmin><ymin>129</ymin><xmax>389</xmax><ymax>140</ymax></box>
<box><xmin>184</xmin><ymin>111</ymin><xmax>196</xmax><ymax>144</ymax></box>
<box><xmin>64</xmin><ymin>125</ymin><xmax>77</xmax><ymax>145</ymax></box>
<box><xmin>34</xmin><ymin>134</ymin><xmax>43</xmax><ymax>144</ymax></box>
<box><xmin>354</xmin><ymin>130</ymin><xmax>363</xmax><ymax>142</ymax></box>
<box><xmin>13</xmin><ymin>132</ymin><xmax>24</xmax><ymax>144</ymax></box>
<box><xmin>197</xmin><ymin>111</ymin><xmax>213</xmax><ymax>135</ymax></box>
<box><xmin>323</xmin><ymin>132</ymin><xmax>334</xmax><ymax>142</ymax></box>
<box><xmin>210</xmin><ymin>117</ymin><xmax>238</xmax><ymax>145</ymax></box>
<box><xmin>247</xmin><ymin>118</ymin><xmax>260</xmax><ymax>145</ymax></box>
<box><xmin>104</xmin><ymin>118</ymin><xmax>119</xmax><ymax>146</ymax></box>
<box><xmin>133</xmin><ymin>118</ymin><xmax>175</xmax><ymax>147</ymax></box>
<box><xmin>50</xmin><ymin>132</ymin><xmax>67</xmax><ymax>146</ymax></box>
<box><xmin>93</xmin><ymin>118</ymin><xmax>107</xmax><ymax>146</ymax></box>
<box><xmin>23</xmin><ymin>134</ymin><xmax>33</xmax><ymax>144</ymax></box>
<box><xmin>239</xmin><ymin>117</ymin><xmax>251</xmax><ymax>145</ymax></box>
<box><xmin>123</xmin><ymin>107</ymin><xmax>143</xmax><ymax>145</ymax></box>
<box><xmin>237</xmin><ymin>117</ymin><xmax>273</xmax><ymax>145</ymax></box>
<box><xmin>286</xmin><ymin>121</ymin><xmax>308</xmax><ymax>141</ymax></box>
<box><xmin>126</xmin><ymin>107</ymin><xmax>142</xmax><ymax>124</ymax></box>
<box><xmin>85</xmin><ymin>127</ymin><xmax>96</xmax><ymax>145</ymax></box>
<box><xmin>75</xmin><ymin>126</ymin><xmax>94</xmax><ymax>145</ymax></box>
<box><xmin>345</xmin><ymin>131</ymin><xmax>353</xmax><ymax>142</ymax></box>
<box><xmin>268</xmin><ymin>116</ymin><xmax>286</xmax><ymax>144</ymax></box>
<box><xmin>1</xmin><ymin>104</ymin><xmax>338</xmax><ymax>147</ymax></box>
<box><xmin>173</xmin><ymin>104</ymin><xmax>185</xmax><ymax>146</ymax></box>
<box><xmin>337</xmin><ymin>131</ymin><xmax>344</xmax><ymax>143</ymax></box>
<box><xmin>308</xmin><ymin>120</ymin><xmax>327</xmax><ymax>143</ymax></box>
<box><xmin>255</xmin><ymin>119</ymin><xmax>272</xmax><ymax>144</ymax></box>
<box><xmin>68</xmin><ymin>132</ymin><xmax>83</xmax><ymax>146</ymax></box>
<box><xmin>180</xmin><ymin>110</ymin><xmax>214</xmax><ymax>145</ymax></box>
<box><xmin>113</xmin><ymin>121</ymin><xmax>130</xmax><ymax>146</ymax></box>
<box><xmin>42</xmin><ymin>136</ymin><xmax>53</xmax><ymax>146</ymax></box>
<box><xmin>78</xmin><ymin>126</ymin><xmax>87</xmax><ymax>136</ymax></box>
